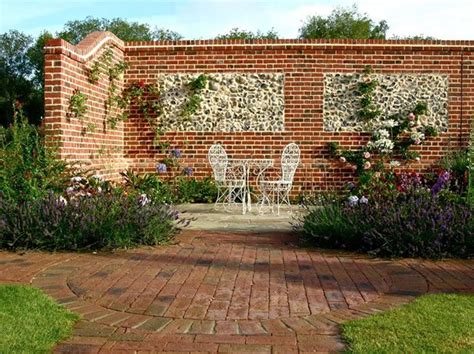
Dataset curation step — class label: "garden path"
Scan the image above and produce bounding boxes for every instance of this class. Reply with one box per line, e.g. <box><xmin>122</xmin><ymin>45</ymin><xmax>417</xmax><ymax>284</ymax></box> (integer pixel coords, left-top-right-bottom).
<box><xmin>0</xmin><ymin>230</ymin><xmax>473</xmax><ymax>353</ymax></box>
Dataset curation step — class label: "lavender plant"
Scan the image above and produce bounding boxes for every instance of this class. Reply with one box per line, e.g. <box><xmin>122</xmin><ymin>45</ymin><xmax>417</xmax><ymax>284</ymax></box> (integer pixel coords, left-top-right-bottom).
<box><xmin>0</xmin><ymin>192</ymin><xmax>187</xmax><ymax>251</ymax></box>
<box><xmin>300</xmin><ymin>184</ymin><xmax>473</xmax><ymax>259</ymax></box>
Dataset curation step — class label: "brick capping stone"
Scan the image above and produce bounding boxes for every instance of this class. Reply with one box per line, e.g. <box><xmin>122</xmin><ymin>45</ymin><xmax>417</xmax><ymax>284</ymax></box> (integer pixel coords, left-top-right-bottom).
<box><xmin>45</xmin><ymin>31</ymin><xmax>124</xmax><ymax>63</ymax></box>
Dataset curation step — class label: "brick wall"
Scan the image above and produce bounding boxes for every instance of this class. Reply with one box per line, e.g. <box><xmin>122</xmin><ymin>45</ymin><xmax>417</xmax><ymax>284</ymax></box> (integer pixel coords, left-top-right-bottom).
<box><xmin>45</xmin><ymin>33</ymin><xmax>474</xmax><ymax>192</ymax></box>
<box><xmin>44</xmin><ymin>31</ymin><xmax>129</xmax><ymax>179</ymax></box>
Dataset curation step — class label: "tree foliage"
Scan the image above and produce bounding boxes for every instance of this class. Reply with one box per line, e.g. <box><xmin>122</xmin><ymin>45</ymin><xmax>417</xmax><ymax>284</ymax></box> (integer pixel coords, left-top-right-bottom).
<box><xmin>216</xmin><ymin>27</ymin><xmax>278</xmax><ymax>40</ymax></box>
<box><xmin>0</xmin><ymin>31</ymin><xmax>51</xmax><ymax>126</ymax></box>
<box><xmin>299</xmin><ymin>5</ymin><xmax>388</xmax><ymax>40</ymax></box>
<box><xmin>0</xmin><ymin>18</ymin><xmax>182</xmax><ymax>126</ymax></box>
<box><xmin>58</xmin><ymin>17</ymin><xmax>182</xmax><ymax>44</ymax></box>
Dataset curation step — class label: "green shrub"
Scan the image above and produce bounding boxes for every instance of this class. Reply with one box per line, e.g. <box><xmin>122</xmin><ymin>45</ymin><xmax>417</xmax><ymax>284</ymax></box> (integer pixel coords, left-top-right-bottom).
<box><xmin>121</xmin><ymin>169</ymin><xmax>217</xmax><ymax>204</ymax></box>
<box><xmin>299</xmin><ymin>187</ymin><xmax>473</xmax><ymax>259</ymax></box>
<box><xmin>121</xmin><ymin>169</ymin><xmax>175</xmax><ymax>203</ymax></box>
<box><xmin>440</xmin><ymin>150</ymin><xmax>469</xmax><ymax>194</ymax></box>
<box><xmin>0</xmin><ymin>114</ymin><xmax>70</xmax><ymax>202</ymax></box>
<box><xmin>177</xmin><ymin>177</ymin><xmax>218</xmax><ymax>203</ymax></box>
<box><xmin>0</xmin><ymin>192</ymin><xmax>185</xmax><ymax>251</ymax></box>
<box><xmin>300</xmin><ymin>194</ymin><xmax>367</xmax><ymax>249</ymax></box>
<box><xmin>468</xmin><ymin>125</ymin><xmax>474</xmax><ymax>207</ymax></box>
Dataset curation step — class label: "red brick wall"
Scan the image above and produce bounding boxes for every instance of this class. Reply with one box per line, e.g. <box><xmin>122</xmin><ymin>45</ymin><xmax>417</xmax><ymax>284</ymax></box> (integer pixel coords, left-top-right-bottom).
<box><xmin>44</xmin><ymin>31</ymin><xmax>129</xmax><ymax>179</ymax></box>
<box><xmin>45</xmin><ymin>33</ymin><xmax>474</xmax><ymax>192</ymax></box>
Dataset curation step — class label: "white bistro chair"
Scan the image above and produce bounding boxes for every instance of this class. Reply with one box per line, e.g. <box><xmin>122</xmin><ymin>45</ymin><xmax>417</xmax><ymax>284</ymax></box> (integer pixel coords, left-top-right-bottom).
<box><xmin>259</xmin><ymin>143</ymin><xmax>300</xmax><ymax>215</ymax></box>
<box><xmin>208</xmin><ymin>144</ymin><xmax>246</xmax><ymax>211</ymax></box>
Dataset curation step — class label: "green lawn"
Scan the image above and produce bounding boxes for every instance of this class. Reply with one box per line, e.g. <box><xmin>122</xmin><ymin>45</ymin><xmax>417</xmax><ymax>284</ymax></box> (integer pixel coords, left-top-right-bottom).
<box><xmin>0</xmin><ymin>284</ymin><xmax>79</xmax><ymax>353</ymax></box>
<box><xmin>342</xmin><ymin>293</ymin><xmax>474</xmax><ymax>353</ymax></box>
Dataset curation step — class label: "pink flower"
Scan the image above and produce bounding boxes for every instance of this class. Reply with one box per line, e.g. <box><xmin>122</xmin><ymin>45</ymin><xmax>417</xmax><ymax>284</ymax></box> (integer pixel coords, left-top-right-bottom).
<box><xmin>408</xmin><ymin>112</ymin><xmax>416</xmax><ymax>121</ymax></box>
<box><xmin>351</xmin><ymin>165</ymin><xmax>357</xmax><ymax>171</ymax></box>
<box><xmin>339</xmin><ymin>156</ymin><xmax>346</xmax><ymax>163</ymax></box>
<box><xmin>414</xmin><ymin>139</ymin><xmax>421</xmax><ymax>145</ymax></box>
<box><xmin>363</xmin><ymin>151</ymin><xmax>370</xmax><ymax>159</ymax></box>
<box><xmin>364</xmin><ymin>161</ymin><xmax>371</xmax><ymax>170</ymax></box>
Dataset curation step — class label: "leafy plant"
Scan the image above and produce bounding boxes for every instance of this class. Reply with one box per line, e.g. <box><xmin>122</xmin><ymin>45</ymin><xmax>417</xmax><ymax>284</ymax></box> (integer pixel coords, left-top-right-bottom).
<box><xmin>440</xmin><ymin>150</ymin><xmax>469</xmax><ymax>193</ymax></box>
<box><xmin>0</xmin><ymin>110</ymin><xmax>71</xmax><ymax>203</ymax></box>
<box><xmin>177</xmin><ymin>177</ymin><xmax>218</xmax><ymax>203</ymax></box>
<box><xmin>0</xmin><ymin>191</ymin><xmax>185</xmax><ymax>251</ymax></box>
<box><xmin>181</xmin><ymin>94</ymin><xmax>202</xmax><ymax>120</ymax></box>
<box><xmin>120</xmin><ymin>169</ymin><xmax>174</xmax><ymax>203</ymax></box>
<box><xmin>469</xmin><ymin>122</ymin><xmax>474</xmax><ymax>206</ymax></box>
<box><xmin>188</xmin><ymin>74</ymin><xmax>209</xmax><ymax>91</ymax></box>
<box><xmin>299</xmin><ymin>185</ymin><xmax>473</xmax><ymax>259</ymax></box>
<box><xmin>68</xmin><ymin>89</ymin><xmax>87</xmax><ymax>120</ymax></box>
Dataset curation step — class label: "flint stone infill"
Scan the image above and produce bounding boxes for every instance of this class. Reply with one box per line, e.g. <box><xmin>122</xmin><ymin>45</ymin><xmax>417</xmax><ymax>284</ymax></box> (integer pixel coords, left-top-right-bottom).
<box><xmin>323</xmin><ymin>73</ymin><xmax>449</xmax><ymax>132</ymax></box>
<box><xmin>156</xmin><ymin>73</ymin><xmax>285</xmax><ymax>132</ymax></box>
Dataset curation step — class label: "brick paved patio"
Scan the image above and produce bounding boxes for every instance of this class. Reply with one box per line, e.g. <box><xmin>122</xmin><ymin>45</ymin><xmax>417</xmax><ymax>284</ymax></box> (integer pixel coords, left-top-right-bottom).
<box><xmin>1</xmin><ymin>230</ymin><xmax>473</xmax><ymax>353</ymax></box>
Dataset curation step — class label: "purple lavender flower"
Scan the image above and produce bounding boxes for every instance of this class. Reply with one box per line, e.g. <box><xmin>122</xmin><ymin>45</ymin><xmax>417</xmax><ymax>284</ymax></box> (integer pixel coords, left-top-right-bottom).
<box><xmin>170</xmin><ymin>148</ymin><xmax>182</xmax><ymax>158</ymax></box>
<box><xmin>156</xmin><ymin>163</ymin><xmax>167</xmax><ymax>173</ymax></box>
<box><xmin>183</xmin><ymin>167</ymin><xmax>193</xmax><ymax>176</ymax></box>
<box><xmin>430</xmin><ymin>170</ymin><xmax>451</xmax><ymax>195</ymax></box>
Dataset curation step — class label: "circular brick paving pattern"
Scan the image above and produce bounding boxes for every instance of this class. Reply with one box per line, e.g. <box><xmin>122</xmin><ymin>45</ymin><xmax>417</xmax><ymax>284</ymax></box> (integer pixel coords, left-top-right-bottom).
<box><xmin>5</xmin><ymin>230</ymin><xmax>472</xmax><ymax>352</ymax></box>
<box><xmin>67</xmin><ymin>233</ymin><xmax>392</xmax><ymax>321</ymax></box>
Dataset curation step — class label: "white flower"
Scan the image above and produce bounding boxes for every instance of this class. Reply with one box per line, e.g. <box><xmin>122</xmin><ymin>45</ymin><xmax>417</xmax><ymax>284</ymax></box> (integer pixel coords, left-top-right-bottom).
<box><xmin>367</xmin><ymin>138</ymin><xmax>394</xmax><ymax>154</ymax></box>
<box><xmin>339</xmin><ymin>156</ymin><xmax>347</xmax><ymax>163</ymax></box>
<box><xmin>91</xmin><ymin>174</ymin><xmax>103</xmax><ymax>181</ymax></box>
<box><xmin>415</xmin><ymin>157</ymin><xmax>421</xmax><ymax>162</ymax></box>
<box><xmin>374</xmin><ymin>129</ymin><xmax>390</xmax><ymax>139</ymax></box>
<box><xmin>410</xmin><ymin>131</ymin><xmax>425</xmax><ymax>143</ymax></box>
<box><xmin>383</xmin><ymin>119</ymin><xmax>398</xmax><ymax>128</ymax></box>
<box><xmin>57</xmin><ymin>196</ymin><xmax>67</xmax><ymax>206</ymax></box>
<box><xmin>348</xmin><ymin>195</ymin><xmax>359</xmax><ymax>206</ymax></box>
<box><xmin>364</xmin><ymin>161</ymin><xmax>371</xmax><ymax>170</ymax></box>
<box><xmin>71</xmin><ymin>176</ymin><xmax>83</xmax><ymax>183</ymax></box>
<box><xmin>360</xmin><ymin>196</ymin><xmax>369</xmax><ymax>204</ymax></box>
<box><xmin>138</xmin><ymin>193</ymin><xmax>150</xmax><ymax>206</ymax></box>
<box><xmin>390</xmin><ymin>160</ymin><xmax>401</xmax><ymax>167</ymax></box>
<box><xmin>66</xmin><ymin>186</ymin><xmax>75</xmax><ymax>194</ymax></box>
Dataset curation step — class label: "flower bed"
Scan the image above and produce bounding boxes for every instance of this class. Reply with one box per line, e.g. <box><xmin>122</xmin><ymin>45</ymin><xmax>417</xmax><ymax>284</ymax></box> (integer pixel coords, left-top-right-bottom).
<box><xmin>298</xmin><ymin>169</ymin><xmax>473</xmax><ymax>259</ymax></box>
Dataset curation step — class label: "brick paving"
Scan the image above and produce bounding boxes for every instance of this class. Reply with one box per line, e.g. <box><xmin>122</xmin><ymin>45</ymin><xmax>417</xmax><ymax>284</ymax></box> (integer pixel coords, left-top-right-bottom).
<box><xmin>1</xmin><ymin>230</ymin><xmax>473</xmax><ymax>353</ymax></box>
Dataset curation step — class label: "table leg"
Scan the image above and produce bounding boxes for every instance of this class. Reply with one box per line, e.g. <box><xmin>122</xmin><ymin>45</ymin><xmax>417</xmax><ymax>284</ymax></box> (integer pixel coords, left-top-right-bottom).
<box><xmin>242</xmin><ymin>164</ymin><xmax>248</xmax><ymax>215</ymax></box>
<box><xmin>247</xmin><ymin>164</ymin><xmax>252</xmax><ymax>212</ymax></box>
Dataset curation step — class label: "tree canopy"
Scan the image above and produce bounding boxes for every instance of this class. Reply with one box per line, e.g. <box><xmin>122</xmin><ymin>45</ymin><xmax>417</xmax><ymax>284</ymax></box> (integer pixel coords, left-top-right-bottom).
<box><xmin>1</xmin><ymin>10</ymin><xmax>438</xmax><ymax>126</ymax></box>
<box><xmin>216</xmin><ymin>27</ymin><xmax>278</xmax><ymax>40</ymax></box>
<box><xmin>57</xmin><ymin>17</ymin><xmax>182</xmax><ymax>44</ymax></box>
<box><xmin>0</xmin><ymin>30</ymin><xmax>52</xmax><ymax>125</ymax></box>
<box><xmin>0</xmin><ymin>18</ymin><xmax>182</xmax><ymax>126</ymax></box>
<box><xmin>299</xmin><ymin>5</ymin><xmax>388</xmax><ymax>40</ymax></box>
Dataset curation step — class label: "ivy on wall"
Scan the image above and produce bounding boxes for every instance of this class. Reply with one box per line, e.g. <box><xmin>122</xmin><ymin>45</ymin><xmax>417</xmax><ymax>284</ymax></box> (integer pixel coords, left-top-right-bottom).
<box><xmin>67</xmin><ymin>46</ymin><xmax>209</xmax><ymax>149</ymax></box>
<box><xmin>328</xmin><ymin>65</ymin><xmax>440</xmax><ymax>189</ymax></box>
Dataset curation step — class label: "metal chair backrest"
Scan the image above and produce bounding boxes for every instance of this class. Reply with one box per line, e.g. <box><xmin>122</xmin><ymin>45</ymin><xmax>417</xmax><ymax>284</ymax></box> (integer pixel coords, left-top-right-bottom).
<box><xmin>208</xmin><ymin>144</ymin><xmax>228</xmax><ymax>183</ymax></box>
<box><xmin>281</xmin><ymin>143</ymin><xmax>300</xmax><ymax>183</ymax></box>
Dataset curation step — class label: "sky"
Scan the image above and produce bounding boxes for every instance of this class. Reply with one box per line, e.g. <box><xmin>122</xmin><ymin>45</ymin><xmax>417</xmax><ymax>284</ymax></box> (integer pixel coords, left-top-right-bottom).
<box><xmin>1</xmin><ymin>0</ymin><xmax>473</xmax><ymax>40</ymax></box>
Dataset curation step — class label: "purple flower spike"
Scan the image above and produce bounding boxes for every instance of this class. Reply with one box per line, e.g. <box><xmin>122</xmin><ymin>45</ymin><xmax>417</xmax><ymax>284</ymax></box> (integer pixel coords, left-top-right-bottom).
<box><xmin>183</xmin><ymin>167</ymin><xmax>193</xmax><ymax>176</ymax></box>
<box><xmin>430</xmin><ymin>170</ymin><xmax>451</xmax><ymax>195</ymax></box>
<box><xmin>156</xmin><ymin>163</ymin><xmax>167</xmax><ymax>173</ymax></box>
<box><xmin>170</xmin><ymin>148</ymin><xmax>182</xmax><ymax>158</ymax></box>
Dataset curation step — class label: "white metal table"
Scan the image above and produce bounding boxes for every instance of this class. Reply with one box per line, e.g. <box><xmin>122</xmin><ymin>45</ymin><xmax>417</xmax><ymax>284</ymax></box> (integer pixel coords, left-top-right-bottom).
<box><xmin>228</xmin><ymin>158</ymin><xmax>274</xmax><ymax>214</ymax></box>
